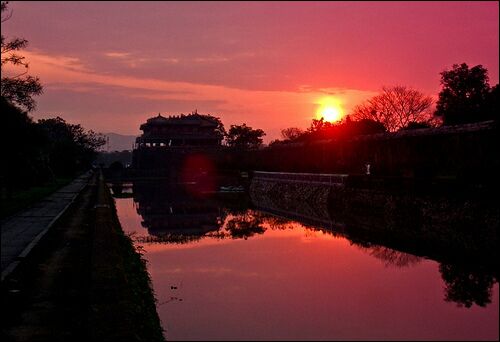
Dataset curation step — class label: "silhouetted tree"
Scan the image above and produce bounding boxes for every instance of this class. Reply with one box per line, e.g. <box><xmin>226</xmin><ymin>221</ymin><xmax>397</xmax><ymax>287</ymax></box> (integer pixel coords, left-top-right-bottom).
<box><xmin>225</xmin><ymin>123</ymin><xmax>265</xmax><ymax>149</ymax></box>
<box><xmin>307</xmin><ymin>117</ymin><xmax>333</xmax><ymax>133</ymax></box>
<box><xmin>439</xmin><ymin>263</ymin><xmax>496</xmax><ymax>308</ymax></box>
<box><xmin>224</xmin><ymin>213</ymin><xmax>266</xmax><ymax>240</ymax></box>
<box><xmin>351</xmin><ymin>86</ymin><xmax>433</xmax><ymax>132</ymax></box>
<box><xmin>434</xmin><ymin>63</ymin><xmax>498</xmax><ymax>125</ymax></box>
<box><xmin>198</xmin><ymin>113</ymin><xmax>226</xmax><ymax>140</ymax></box>
<box><xmin>296</xmin><ymin>116</ymin><xmax>386</xmax><ymax>142</ymax></box>
<box><xmin>281</xmin><ymin>127</ymin><xmax>304</xmax><ymax>141</ymax></box>
<box><xmin>1</xmin><ymin>2</ymin><xmax>43</xmax><ymax>111</ymax></box>
<box><xmin>360</xmin><ymin>245</ymin><xmax>422</xmax><ymax>268</ymax></box>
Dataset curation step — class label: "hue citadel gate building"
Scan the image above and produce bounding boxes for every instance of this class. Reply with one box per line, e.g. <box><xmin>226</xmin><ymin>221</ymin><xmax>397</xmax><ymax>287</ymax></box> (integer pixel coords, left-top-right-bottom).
<box><xmin>132</xmin><ymin>112</ymin><xmax>224</xmax><ymax>177</ymax></box>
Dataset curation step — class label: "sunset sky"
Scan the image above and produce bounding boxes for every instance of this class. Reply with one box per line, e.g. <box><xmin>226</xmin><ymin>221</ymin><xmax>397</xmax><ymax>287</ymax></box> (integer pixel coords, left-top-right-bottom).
<box><xmin>3</xmin><ymin>1</ymin><xmax>498</xmax><ymax>141</ymax></box>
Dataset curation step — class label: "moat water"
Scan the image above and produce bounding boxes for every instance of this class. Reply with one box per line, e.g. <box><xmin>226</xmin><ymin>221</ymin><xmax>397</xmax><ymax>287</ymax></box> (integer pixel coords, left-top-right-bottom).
<box><xmin>112</xmin><ymin>181</ymin><xmax>498</xmax><ymax>341</ymax></box>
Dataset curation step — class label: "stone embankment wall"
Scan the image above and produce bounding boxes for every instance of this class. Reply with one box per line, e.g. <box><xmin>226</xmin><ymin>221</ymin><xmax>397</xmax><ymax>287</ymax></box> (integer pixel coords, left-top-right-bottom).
<box><xmin>250</xmin><ymin>171</ymin><xmax>498</xmax><ymax>268</ymax></box>
<box><xmin>249</xmin><ymin>173</ymin><xmax>331</xmax><ymax>227</ymax></box>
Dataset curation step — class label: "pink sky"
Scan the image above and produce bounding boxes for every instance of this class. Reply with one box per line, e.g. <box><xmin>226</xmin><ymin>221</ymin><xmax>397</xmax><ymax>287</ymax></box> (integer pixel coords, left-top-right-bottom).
<box><xmin>2</xmin><ymin>1</ymin><xmax>498</xmax><ymax>141</ymax></box>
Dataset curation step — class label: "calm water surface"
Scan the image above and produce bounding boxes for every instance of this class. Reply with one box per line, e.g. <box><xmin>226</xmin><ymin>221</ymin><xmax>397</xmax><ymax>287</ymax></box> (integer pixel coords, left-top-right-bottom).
<box><xmin>113</xmin><ymin>185</ymin><xmax>499</xmax><ymax>341</ymax></box>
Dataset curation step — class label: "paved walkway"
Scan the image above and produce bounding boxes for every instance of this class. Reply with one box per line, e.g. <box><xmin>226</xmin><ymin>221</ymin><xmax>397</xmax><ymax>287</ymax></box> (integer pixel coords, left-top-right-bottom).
<box><xmin>1</xmin><ymin>171</ymin><xmax>93</xmax><ymax>281</ymax></box>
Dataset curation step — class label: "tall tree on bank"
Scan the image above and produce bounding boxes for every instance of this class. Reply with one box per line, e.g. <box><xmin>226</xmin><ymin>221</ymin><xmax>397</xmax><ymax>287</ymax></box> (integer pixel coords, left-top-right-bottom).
<box><xmin>225</xmin><ymin>124</ymin><xmax>266</xmax><ymax>149</ymax></box>
<box><xmin>351</xmin><ymin>86</ymin><xmax>433</xmax><ymax>132</ymax></box>
<box><xmin>435</xmin><ymin>63</ymin><xmax>496</xmax><ymax>125</ymax></box>
<box><xmin>1</xmin><ymin>1</ymin><xmax>42</xmax><ymax>111</ymax></box>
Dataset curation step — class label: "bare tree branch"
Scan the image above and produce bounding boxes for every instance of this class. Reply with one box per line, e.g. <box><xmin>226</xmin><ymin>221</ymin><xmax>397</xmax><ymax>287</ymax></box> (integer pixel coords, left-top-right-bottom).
<box><xmin>351</xmin><ymin>86</ymin><xmax>433</xmax><ymax>132</ymax></box>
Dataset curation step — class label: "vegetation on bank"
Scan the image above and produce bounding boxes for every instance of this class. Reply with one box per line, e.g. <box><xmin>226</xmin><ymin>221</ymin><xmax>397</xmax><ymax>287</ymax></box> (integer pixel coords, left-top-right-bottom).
<box><xmin>111</xmin><ymin>231</ymin><xmax>165</xmax><ymax>341</ymax></box>
<box><xmin>91</xmin><ymin>174</ymin><xmax>165</xmax><ymax>341</ymax></box>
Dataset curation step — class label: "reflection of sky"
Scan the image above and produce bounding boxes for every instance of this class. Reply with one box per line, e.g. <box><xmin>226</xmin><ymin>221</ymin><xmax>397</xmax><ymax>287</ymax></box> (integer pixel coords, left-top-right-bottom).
<box><xmin>115</xmin><ymin>197</ymin><xmax>499</xmax><ymax>341</ymax></box>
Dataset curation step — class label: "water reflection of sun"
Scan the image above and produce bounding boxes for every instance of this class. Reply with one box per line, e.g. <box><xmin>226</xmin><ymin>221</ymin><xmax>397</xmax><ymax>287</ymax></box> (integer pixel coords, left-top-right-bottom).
<box><xmin>316</xmin><ymin>97</ymin><xmax>344</xmax><ymax>122</ymax></box>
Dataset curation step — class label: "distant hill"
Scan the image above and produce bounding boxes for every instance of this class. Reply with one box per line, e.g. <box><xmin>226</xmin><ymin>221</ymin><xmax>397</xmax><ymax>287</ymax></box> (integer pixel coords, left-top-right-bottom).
<box><xmin>101</xmin><ymin>132</ymin><xmax>137</xmax><ymax>152</ymax></box>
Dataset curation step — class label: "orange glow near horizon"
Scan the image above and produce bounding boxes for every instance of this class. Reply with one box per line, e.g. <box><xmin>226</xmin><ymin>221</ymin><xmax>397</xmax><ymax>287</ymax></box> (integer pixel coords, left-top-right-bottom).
<box><xmin>316</xmin><ymin>97</ymin><xmax>344</xmax><ymax>122</ymax></box>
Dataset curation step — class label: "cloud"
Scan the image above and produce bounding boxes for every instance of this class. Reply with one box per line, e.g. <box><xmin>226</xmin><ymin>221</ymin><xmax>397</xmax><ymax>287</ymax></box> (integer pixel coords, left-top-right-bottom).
<box><xmin>104</xmin><ymin>51</ymin><xmax>132</xmax><ymax>58</ymax></box>
<box><xmin>194</xmin><ymin>56</ymin><xmax>230</xmax><ymax>63</ymax></box>
<box><xmin>161</xmin><ymin>58</ymin><xmax>181</xmax><ymax>64</ymax></box>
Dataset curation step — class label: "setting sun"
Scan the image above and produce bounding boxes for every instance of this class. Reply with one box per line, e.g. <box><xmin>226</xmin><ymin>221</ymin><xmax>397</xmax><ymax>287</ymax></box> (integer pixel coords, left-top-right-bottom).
<box><xmin>320</xmin><ymin>106</ymin><xmax>342</xmax><ymax>122</ymax></box>
<box><xmin>316</xmin><ymin>97</ymin><xmax>344</xmax><ymax>122</ymax></box>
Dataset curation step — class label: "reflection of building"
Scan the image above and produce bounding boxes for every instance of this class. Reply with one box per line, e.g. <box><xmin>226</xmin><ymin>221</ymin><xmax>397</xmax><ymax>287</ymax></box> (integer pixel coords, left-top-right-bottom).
<box><xmin>133</xmin><ymin>181</ymin><xmax>224</xmax><ymax>238</ymax></box>
<box><xmin>132</xmin><ymin>112</ymin><xmax>223</xmax><ymax>172</ymax></box>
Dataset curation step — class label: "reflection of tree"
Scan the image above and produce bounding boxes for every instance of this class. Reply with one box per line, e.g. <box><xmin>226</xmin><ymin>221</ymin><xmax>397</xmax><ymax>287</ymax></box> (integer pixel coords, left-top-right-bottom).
<box><xmin>356</xmin><ymin>244</ymin><xmax>423</xmax><ymax>268</ymax></box>
<box><xmin>260</xmin><ymin>214</ymin><xmax>295</xmax><ymax>231</ymax></box>
<box><xmin>368</xmin><ymin>245</ymin><xmax>423</xmax><ymax>268</ymax></box>
<box><xmin>226</xmin><ymin>215</ymin><xmax>265</xmax><ymax>239</ymax></box>
<box><xmin>439</xmin><ymin>263</ymin><xmax>497</xmax><ymax>308</ymax></box>
<box><xmin>209</xmin><ymin>211</ymin><xmax>266</xmax><ymax>240</ymax></box>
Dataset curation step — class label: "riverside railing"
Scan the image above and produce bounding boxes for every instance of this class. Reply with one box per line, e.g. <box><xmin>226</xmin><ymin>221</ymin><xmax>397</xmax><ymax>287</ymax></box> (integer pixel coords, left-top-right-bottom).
<box><xmin>252</xmin><ymin>171</ymin><xmax>348</xmax><ymax>186</ymax></box>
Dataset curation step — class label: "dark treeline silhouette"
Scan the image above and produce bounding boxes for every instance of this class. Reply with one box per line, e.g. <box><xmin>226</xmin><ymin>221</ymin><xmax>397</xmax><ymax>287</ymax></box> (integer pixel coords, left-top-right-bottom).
<box><xmin>271</xmin><ymin>116</ymin><xmax>387</xmax><ymax>146</ymax></box>
<box><xmin>1</xmin><ymin>2</ymin><xmax>105</xmax><ymax>199</ymax></box>
<box><xmin>2</xmin><ymin>97</ymin><xmax>105</xmax><ymax>194</ymax></box>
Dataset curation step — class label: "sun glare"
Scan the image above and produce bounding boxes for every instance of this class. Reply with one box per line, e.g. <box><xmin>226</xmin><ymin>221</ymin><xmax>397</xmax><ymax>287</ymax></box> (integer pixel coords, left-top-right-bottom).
<box><xmin>316</xmin><ymin>97</ymin><xmax>344</xmax><ymax>122</ymax></box>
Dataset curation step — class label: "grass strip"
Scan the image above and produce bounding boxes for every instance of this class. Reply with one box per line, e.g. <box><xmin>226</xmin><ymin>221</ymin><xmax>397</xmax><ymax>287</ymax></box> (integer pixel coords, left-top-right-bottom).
<box><xmin>0</xmin><ymin>177</ymin><xmax>72</xmax><ymax>219</ymax></box>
